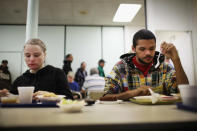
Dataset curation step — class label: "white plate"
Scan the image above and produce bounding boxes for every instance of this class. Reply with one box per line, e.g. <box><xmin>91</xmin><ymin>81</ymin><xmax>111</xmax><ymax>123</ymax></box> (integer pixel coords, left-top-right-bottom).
<box><xmin>36</xmin><ymin>95</ymin><xmax>65</xmax><ymax>102</ymax></box>
<box><xmin>133</xmin><ymin>95</ymin><xmax>178</xmax><ymax>101</ymax></box>
<box><xmin>133</xmin><ymin>96</ymin><xmax>152</xmax><ymax>100</ymax></box>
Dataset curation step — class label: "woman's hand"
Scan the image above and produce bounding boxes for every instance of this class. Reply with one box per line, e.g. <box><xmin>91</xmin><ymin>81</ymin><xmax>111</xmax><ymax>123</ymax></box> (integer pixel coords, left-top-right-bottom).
<box><xmin>0</xmin><ymin>89</ymin><xmax>9</xmax><ymax>97</ymax></box>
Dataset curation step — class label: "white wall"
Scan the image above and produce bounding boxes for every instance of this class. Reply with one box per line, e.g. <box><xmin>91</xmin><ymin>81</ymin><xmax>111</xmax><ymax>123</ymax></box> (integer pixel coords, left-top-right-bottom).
<box><xmin>38</xmin><ymin>26</ymin><xmax>65</xmax><ymax>69</ymax></box>
<box><xmin>0</xmin><ymin>26</ymin><xmax>26</xmax><ymax>52</ymax></box>
<box><xmin>102</xmin><ymin>27</ymin><xmax>124</xmax><ymax>75</ymax></box>
<box><xmin>146</xmin><ymin>0</ymin><xmax>197</xmax><ymax>84</ymax></box>
<box><xmin>0</xmin><ymin>25</ymin><xmax>65</xmax><ymax>82</ymax></box>
<box><xmin>146</xmin><ymin>0</ymin><xmax>192</xmax><ymax>32</ymax></box>
<box><xmin>191</xmin><ymin>0</ymin><xmax>197</xmax><ymax>85</ymax></box>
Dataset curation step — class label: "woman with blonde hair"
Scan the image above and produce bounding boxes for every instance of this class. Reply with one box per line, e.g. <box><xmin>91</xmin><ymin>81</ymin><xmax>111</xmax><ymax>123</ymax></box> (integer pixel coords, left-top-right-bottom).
<box><xmin>10</xmin><ymin>38</ymin><xmax>73</xmax><ymax>99</ymax></box>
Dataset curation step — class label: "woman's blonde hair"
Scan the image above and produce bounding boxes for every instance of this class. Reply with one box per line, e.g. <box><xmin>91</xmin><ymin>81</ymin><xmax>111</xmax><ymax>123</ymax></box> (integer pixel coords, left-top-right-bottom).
<box><xmin>24</xmin><ymin>38</ymin><xmax>47</xmax><ymax>52</ymax></box>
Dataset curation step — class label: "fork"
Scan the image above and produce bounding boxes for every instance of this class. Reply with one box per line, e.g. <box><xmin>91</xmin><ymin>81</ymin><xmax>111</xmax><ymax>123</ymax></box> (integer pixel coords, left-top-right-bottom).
<box><xmin>148</xmin><ymin>88</ymin><xmax>160</xmax><ymax>104</ymax></box>
<box><xmin>155</xmin><ymin>52</ymin><xmax>161</xmax><ymax>68</ymax></box>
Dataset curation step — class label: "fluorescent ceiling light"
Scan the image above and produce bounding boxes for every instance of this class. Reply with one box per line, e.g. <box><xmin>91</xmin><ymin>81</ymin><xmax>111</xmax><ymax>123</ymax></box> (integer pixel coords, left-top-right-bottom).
<box><xmin>113</xmin><ymin>4</ymin><xmax>141</xmax><ymax>22</ymax></box>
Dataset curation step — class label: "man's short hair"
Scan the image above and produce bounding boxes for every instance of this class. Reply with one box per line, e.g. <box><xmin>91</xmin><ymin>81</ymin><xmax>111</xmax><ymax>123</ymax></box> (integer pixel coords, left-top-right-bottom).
<box><xmin>2</xmin><ymin>60</ymin><xmax>8</xmax><ymax>64</ymax></box>
<box><xmin>98</xmin><ymin>59</ymin><xmax>105</xmax><ymax>64</ymax></box>
<box><xmin>133</xmin><ymin>29</ymin><xmax>156</xmax><ymax>48</ymax></box>
<box><xmin>81</xmin><ymin>61</ymin><xmax>86</xmax><ymax>67</ymax></box>
<box><xmin>90</xmin><ymin>68</ymin><xmax>99</xmax><ymax>75</ymax></box>
<box><xmin>65</xmin><ymin>54</ymin><xmax>72</xmax><ymax>59</ymax></box>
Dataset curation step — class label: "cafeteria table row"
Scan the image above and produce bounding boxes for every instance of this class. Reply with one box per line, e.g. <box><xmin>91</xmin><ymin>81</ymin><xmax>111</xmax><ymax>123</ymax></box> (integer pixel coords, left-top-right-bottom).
<box><xmin>0</xmin><ymin>102</ymin><xmax>197</xmax><ymax>131</ymax></box>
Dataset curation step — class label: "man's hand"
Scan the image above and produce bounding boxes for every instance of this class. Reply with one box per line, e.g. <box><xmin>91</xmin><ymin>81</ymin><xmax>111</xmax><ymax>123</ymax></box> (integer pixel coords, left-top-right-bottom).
<box><xmin>126</xmin><ymin>86</ymin><xmax>150</xmax><ymax>97</ymax></box>
<box><xmin>160</xmin><ymin>42</ymin><xmax>179</xmax><ymax>61</ymax></box>
<box><xmin>161</xmin><ymin>41</ymin><xmax>189</xmax><ymax>84</ymax></box>
<box><xmin>136</xmin><ymin>86</ymin><xmax>151</xmax><ymax>96</ymax></box>
<box><xmin>100</xmin><ymin>86</ymin><xmax>151</xmax><ymax>101</ymax></box>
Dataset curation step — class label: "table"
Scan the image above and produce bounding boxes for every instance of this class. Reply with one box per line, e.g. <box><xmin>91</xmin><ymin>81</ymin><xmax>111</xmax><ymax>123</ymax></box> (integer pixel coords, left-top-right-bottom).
<box><xmin>0</xmin><ymin>102</ymin><xmax>197</xmax><ymax>131</ymax></box>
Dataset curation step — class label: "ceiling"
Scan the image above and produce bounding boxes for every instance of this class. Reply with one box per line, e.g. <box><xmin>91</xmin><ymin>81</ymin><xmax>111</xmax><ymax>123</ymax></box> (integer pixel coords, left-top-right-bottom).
<box><xmin>0</xmin><ymin>0</ymin><xmax>145</xmax><ymax>26</ymax></box>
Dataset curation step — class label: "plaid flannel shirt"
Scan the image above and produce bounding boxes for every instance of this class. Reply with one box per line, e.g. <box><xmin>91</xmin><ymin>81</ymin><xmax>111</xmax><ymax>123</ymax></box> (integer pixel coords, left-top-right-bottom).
<box><xmin>104</xmin><ymin>52</ymin><xmax>177</xmax><ymax>95</ymax></box>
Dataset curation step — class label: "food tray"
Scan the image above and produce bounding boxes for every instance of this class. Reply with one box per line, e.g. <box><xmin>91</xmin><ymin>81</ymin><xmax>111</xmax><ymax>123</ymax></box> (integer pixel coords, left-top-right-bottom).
<box><xmin>0</xmin><ymin>102</ymin><xmax>58</xmax><ymax>108</ymax></box>
<box><xmin>176</xmin><ymin>102</ymin><xmax>197</xmax><ymax>112</ymax></box>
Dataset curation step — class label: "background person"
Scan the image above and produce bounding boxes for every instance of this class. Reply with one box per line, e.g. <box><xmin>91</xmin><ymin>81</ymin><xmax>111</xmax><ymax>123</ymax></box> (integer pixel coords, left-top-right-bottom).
<box><xmin>67</xmin><ymin>71</ymin><xmax>80</xmax><ymax>92</ymax></box>
<box><xmin>62</xmin><ymin>54</ymin><xmax>73</xmax><ymax>76</ymax></box>
<box><xmin>83</xmin><ymin>68</ymin><xmax>105</xmax><ymax>91</ymax></box>
<box><xmin>98</xmin><ymin>59</ymin><xmax>105</xmax><ymax>77</ymax></box>
<box><xmin>67</xmin><ymin>71</ymin><xmax>82</xmax><ymax>99</ymax></box>
<box><xmin>75</xmin><ymin>61</ymin><xmax>87</xmax><ymax>90</ymax></box>
<box><xmin>75</xmin><ymin>62</ymin><xmax>87</xmax><ymax>98</ymax></box>
<box><xmin>0</xmin><ymin>60</ymin><xmax>11</xmax><ymax>90</ymax></box>
<box><xmin>83</xmin><ymin>68</ymin><xmax>105</xmax><ymax>100</ymax></box>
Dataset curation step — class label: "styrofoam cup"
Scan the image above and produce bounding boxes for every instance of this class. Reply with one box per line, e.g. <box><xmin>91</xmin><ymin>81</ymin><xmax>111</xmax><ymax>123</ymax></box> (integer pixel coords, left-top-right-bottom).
<box><xmin>18</xmin><ymin>86</ymin><xmax>35</xmax><ymax>104</ymax></box>
<box><xmin>178</xmin><ymin>84</ymin><xmax>197</xmax><ymax>107</ymax></box>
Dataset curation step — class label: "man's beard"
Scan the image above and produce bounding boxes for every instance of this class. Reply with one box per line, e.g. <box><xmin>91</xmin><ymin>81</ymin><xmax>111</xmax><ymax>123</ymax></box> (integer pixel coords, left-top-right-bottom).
<box><xmin>138</xmin><ymin>56</ymin><xmax>153</xmax><ymax>65</ymax></box>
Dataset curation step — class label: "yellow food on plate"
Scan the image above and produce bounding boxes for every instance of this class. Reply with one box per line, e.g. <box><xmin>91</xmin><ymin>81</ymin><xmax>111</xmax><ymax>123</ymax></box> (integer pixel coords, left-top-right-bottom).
<box><xmin>59</xmin><ymin>98</ymin><xmax>84</xmax><ymax>105</ymax></box>
<box><xmin>43</xmin><ymin>92</ymin><xmax>57</xmax><ymax>97</ymax></box>
<box><xmin>57</xmin><ymin>99</ymin><xmax>85</xmax><ymax>113</ymax></box>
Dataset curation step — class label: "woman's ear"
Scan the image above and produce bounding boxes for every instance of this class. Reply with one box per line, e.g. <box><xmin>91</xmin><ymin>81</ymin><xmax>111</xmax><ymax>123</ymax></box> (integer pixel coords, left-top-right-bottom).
<box><xmin>44</xmin><ymin>52</ymin><xmax>46</xmax><ymax>58</ymax></box>
<box><xmin>43</xmin><ymin>52</ymin><xmax>47</xmax><ymax>63</ymax></box>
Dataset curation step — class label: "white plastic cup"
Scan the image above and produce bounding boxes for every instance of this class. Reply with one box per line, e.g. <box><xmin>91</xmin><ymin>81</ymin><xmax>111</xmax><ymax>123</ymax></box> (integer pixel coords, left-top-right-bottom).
<box><xmin>178</xmin><ymin>84</ymin><xmax>197</xmax><ymax>107</ymax></box>
<box><xmin>17</xmin><ymin>86</ymin><xmax>35</xmax><ymax>104</ymax></box>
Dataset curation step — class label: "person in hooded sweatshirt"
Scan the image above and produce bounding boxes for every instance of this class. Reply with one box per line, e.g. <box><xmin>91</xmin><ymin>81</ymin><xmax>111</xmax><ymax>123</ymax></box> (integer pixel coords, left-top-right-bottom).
<box><xmin>0</xmin><ymin>60</ymin><xmax>11</xmax><ymax>90</ymax></box>
<box><xmin>10</xmin><ymin>38</ymin><xmax>73</xmax><ymax>99</ymax></box>
<box><xmin>63</xmin><ymin>54</ymin><xmax>73</xmax><ymax>76</ymax></box>
<box><xmin>101</xmin><ymin>29</ymin><xmax>189</xmax><ymax>101</ymax></box>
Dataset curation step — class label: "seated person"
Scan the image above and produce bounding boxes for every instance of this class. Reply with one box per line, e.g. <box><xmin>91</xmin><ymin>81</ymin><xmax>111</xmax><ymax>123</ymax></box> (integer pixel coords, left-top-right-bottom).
<box><xmin>75</xmin><ymin>62</ymin><xmax>87</xmax><ymax>89</ymax></box>
<box><xmin>75</xmin><ymin>62</ymin><xmax>87</xmax><ymax>98</ymax></box>
<box><xmin>83</xmin><ymin>68</ymin><xmax>105</xmax><ymax>91</ymax></box>
<box><xmin>10</xmin><ymin>38</ymin><xmax>73</xmax><ymax>99</ymax></box>
<box><xmin>67</xmin><ymin>71</ymin><xmax>80</xmax><ymax>92</ymax></box>
<box><xmin>101</xmin><ymin>29</ymin><xmax>189</xmax><ymax>101</ymax></box>
<box><xmin>67</xmin><ymin>71</ymin><xmax>82</xmax><ymax>99</ymax></box>
<box><xmin>83</xmin><ymin>68</ymin><xmax>105</xmax><ymax>100</ymax></box>
<box><xmin>0</xmin><ymin>60</ymin><xmax>12</xmax><ymax>90</ymax></box>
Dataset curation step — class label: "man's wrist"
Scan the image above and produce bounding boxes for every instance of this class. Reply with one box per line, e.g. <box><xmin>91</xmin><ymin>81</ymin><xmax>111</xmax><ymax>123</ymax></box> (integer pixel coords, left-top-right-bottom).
<box><xmin>126</xmin><ymin>89</ymin><xmax>140</xmax><ymax>98</ymax></box>
<box><xmin>171</xmin><ymin>56</ymin><xmax>180</xmax><ymax>63</ymax></box>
